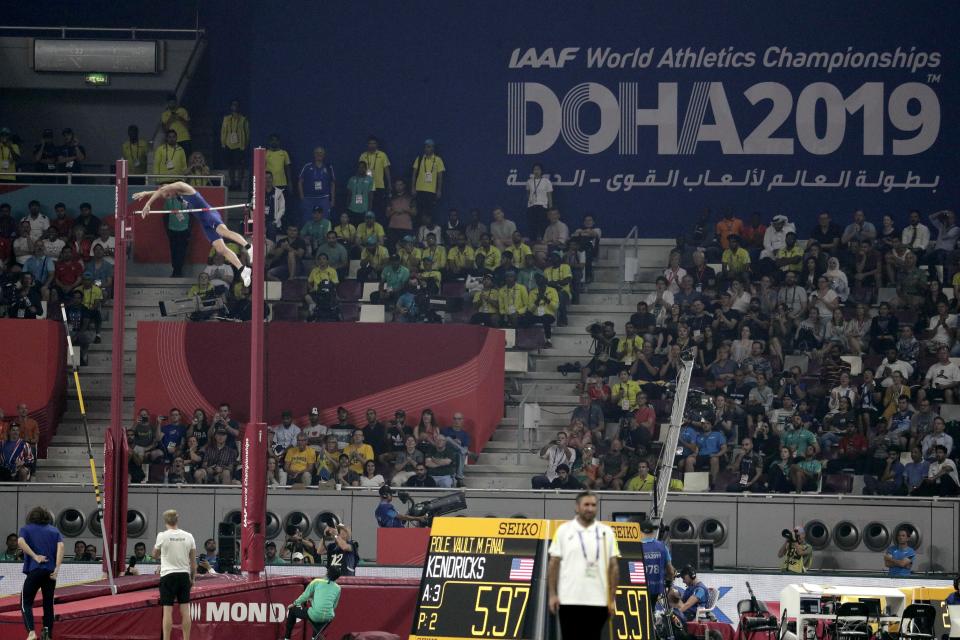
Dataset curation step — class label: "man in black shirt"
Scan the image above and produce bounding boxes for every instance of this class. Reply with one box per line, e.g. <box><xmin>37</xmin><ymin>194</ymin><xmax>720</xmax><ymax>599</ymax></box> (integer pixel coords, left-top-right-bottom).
<box><xmin>324</xmin><ymin>524</ymin><xmax>358</xmax><ymax>576</ymax></box>
<box><xmin>404</xmin><ymin>463</ymin><xmax>437</xmax><ymax>487</ymax></box>
<box><xmin>548</xmin><ymin>464</ymin><xmax>584</xmax><ymax>490</ymax></box>
<box><xmin>726</xmin><ymin>437</ymin><xmax>763</xmax><ymax>492</ymax></box>
<box><xmin>361</xmin><ymin>408</ymin><xmax>388</xmax><ymax>458</ymax></box>
<box><xmin>629</xmin><ymin>302</ymin><xmax>658</xmax><ymax>339</ymax></box>
<box><xmin>809</xmin><ymin>212</ymin><xmax>842</xmax><ymax>254</ymax></box>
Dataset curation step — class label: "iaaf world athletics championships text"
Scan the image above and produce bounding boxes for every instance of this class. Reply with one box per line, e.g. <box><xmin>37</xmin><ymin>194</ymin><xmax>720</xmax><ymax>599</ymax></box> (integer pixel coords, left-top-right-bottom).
<box><xmin>509</xmin><ymin>46</ymin><xmax>941</xmax><ymax>74</ymax></box>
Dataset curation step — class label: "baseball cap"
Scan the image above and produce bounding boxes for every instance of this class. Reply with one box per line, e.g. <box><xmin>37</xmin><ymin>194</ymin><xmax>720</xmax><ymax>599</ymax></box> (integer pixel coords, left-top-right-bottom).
<box><xmin>402</xmin><ymin>234</ymin><xmax>415</xmax><ymax>243</ymax></box>
<box><xmin>291</xmin><ymin>552</ymin><xmax>305</xmax><ymax>560</ymax></box>
<box><xmin>640</xmin><ymin>520</ymin><xmax>657</xmax><ymax>534</ymax></box>
<box><xmin>365</xmin><ymin>211</ymin><xmax>375</xmax><ymax>219</ymax></box>
<box><xmin>310</xmin><ymin>407</ymin><xmax>320</xmax><ymax>416</ymax></box>
<box><xmin>773</xmin><ymin>214</ymin><xmax>788</xmax><ymax>223</ymax></box>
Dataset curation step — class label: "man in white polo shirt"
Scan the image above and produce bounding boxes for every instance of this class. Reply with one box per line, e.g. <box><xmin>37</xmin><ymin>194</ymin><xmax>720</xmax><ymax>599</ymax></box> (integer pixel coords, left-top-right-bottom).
<box><xmin>153</xmin><ymin>509</ymin><xmax>196</xmax><ymax>640</ymax></box>
<box><xmin>548</xmin><ymin>491</ymin><xmax>620</xmax><ymax>639</ymax></box>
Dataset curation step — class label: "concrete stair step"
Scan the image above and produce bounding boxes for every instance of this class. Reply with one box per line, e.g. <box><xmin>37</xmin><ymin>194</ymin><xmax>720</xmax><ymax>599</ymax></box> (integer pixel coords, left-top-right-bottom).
<box><xmin>39</xmin><ymin>455</ymin><xmax>104</xmax><ymax>468</ymax></box>
<box><xmin>462</xmin><ymin>475</ymin><xmax>536</xmax><ymax>490</ymax></box>
<box><xmin>476</xmin><ymin>452</ymin><xmax>542</xmax><ymax>466</ymax></box>
<box><xmin>32</xmin><ymin>469</ymin><xmax>93</xmax><ymax>483</ymax></box>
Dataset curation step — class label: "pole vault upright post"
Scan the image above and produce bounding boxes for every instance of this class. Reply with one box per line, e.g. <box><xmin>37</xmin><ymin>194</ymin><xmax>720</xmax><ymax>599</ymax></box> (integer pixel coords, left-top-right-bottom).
<box><xmin>240</xmin><ymin>147</ymin><xmax>267</xmax><ymax>575</ymax></box>
<box><xmin>103</xmin><ymin>159</ymin><xmax>130</xmax><ymax>581</ymax></box>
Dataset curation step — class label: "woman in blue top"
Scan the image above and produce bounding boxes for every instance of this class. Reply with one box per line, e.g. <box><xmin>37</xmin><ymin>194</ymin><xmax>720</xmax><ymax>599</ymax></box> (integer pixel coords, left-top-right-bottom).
<box><xmin>132</xmin><ymin>181</ymin><xmax>253</xmax><ymax>287</ymax></box>
<box><xmin>18</xmin><ymin>505</ymin><xmax>63</xmax><ymax>640</ymax></box>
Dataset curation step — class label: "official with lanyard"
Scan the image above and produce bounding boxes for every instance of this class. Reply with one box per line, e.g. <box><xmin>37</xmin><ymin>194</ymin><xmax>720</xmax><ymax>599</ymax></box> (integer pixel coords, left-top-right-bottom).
<box><xmin>548</xmin><ymin>491</ymin><xmax>620</xmax><ymax>639</ymax></box>
<box><xmin>640</xmin><ymin>520</ymin><xmax>675</xmax><ymax>617</ymax></box>
<box><xmin>946</xmin><ymin>575</ymin><xmax>960</xmax><ymax>605</ymax></box>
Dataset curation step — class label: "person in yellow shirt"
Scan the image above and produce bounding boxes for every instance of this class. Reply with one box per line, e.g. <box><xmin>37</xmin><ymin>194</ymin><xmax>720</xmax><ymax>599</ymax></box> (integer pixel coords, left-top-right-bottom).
<box><xmin>355</xmin><ymin>212</ymin><xmax>385</xmax><ymax>249</ymax></box>
<box><xmin>721</xmin><ymin>234</ymin><xmax>751</xmax><ymax>283</ymax></box>
<box><xmin>446</xmin><ymin>233</ymin><xmax>475</xmax><ymax>280</ymax></box>
<box><xmin>153</xmin><ymin>130</ymin><xmax>187</xmax><ymax>183</ymax></box>
<box><xmin>121</xmin><ymin>125</ymin><xmax>149</xmax><ymax>177</ymax></box>
<box><xmin>611</xmin><ymin>369</ymin><xmax>642</xmax><ymax>417</ymax></box>
<box><xmin>508</xmin><ymin>231</ymin><xmax>532</xmax><ymax>268</ymax></box>
<box><xmin>420</xmin><ymin>255</ymin><xmax>442</xmax><ymax>293</ymax></box>
<box><xmin>265</xmin><ymin>134</ymin><xmax>292</xmax><ymax>189</ymax></box>
<box><xmin>283</xmin><ymin>433</ymin><xmax>318</xmax><ymax>486</ymax></box>
<box><xmin>334</xmin><ymin>212</ymin><xmax>358</xmax><ymax>254</ymax></box>
<box><xmin>470</xmin><ymin>274</ymin><xmax>500</xmax><ymax>326</ymax></box>
<box><xmin>160</xmin><ymin>93</ymin><xmax>191</xmax><ymax>156</ymax></box>
<box><xmin>186</xmin><ymin>151</ymin><xmax>211</xmax><ymax>187</ymax></box>
<box><xmin>307</xmin><ymin>253</ymin><xmax>339</xmax><ymax>287</ymax></box>
<box><xmin>624</xmin><ymin>459</ymin><xmax>657</xmax><ymax>492</ymax></box>
<box><xmin>360</xmin><ymin>136</ymin><xmax>392</xmax><ymax>215</ymax></box>
<box><xmin>220</xmin><ymin>99</ymin><xmax>250</xmax><ymax>191</ymax></box>
<box><xmin>396</xmin><ymin>235</ymin><xmax>422</xmax><ymax>270</ymax></box>
<box><xmin>420</xmin><ymin>233</ymin><xmax>446</xmax><ymax>270</ymax></box>
<box><xmin>775</xmin><ymin>231</ymin><xmax>803</xmax><ymax>274</ymax></box>
<box><xmin>357</xmin><ymin>237</ymin><xmax>390</xmax><ymax>283</ymax></box>
<box><xmin>498</xmin><ymin>271</ymin><xmax>528</xmax><ymax>328</ymax></box>
<box><xmin>475</xmin><ymin>234</ymin><xmax>501</xmax><ymax>270</ymax></box>
<box><xmin>544</xmin><ymin>252</ymin><xmax>573</xmax><ymax>325</ymax></box>
<box><xmin>524</xmin><ymin>274</ymin><xmax>559</xmax><ymax>346</ymax></box>
<box><xmin>0</xmin><ymin>127</ymin><xmax>20</xmax><ymax>181</ymax></box>
<box><xmin>411</xmin><ymin>139</ymin><xmax>444</xmax><ymax>219</ymax></box>
<box><xmin>617</xmin><ymin>322</ymin><xmax>645</xmax><ymax>371</ymax></box>
<box><xmin>343</xmin><ymin>430</ymin><xmax>374</xmax><ymax>474</ymax></box>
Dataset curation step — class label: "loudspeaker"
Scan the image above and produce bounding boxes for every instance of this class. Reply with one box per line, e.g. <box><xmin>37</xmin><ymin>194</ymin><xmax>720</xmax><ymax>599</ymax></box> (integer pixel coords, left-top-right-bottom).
<box><xmin>670</xmin><ymin>540</ymin><xmax>714</xmax><ymax>571</ymax></box>
<box><xmin>217</xmin><ymin>522</ymin><xmax>239</xmax><ymax>569</ymax></box>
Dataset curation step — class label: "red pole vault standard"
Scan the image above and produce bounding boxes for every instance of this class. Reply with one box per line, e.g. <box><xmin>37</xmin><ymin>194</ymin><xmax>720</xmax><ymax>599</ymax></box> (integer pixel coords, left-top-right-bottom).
<box><xmin>105</xmin><ymin>159</ymin><xmax>130</xmax><ymax>578</ymax></box>
<box><xmin>241</xmin><ymin>147</ymin><xmax>267</xmax><ymax>575</ymax></box>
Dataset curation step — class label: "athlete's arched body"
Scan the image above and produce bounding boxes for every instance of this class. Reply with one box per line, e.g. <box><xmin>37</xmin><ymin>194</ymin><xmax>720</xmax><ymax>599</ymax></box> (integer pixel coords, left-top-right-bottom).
<box><xmin>133</xmin><ymin>182</ymin><xmax>253</xmax><ymax>286</ymax></box>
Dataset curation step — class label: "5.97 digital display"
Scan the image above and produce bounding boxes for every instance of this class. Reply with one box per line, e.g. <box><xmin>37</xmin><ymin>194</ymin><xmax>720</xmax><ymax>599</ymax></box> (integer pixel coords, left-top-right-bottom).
<box><xmin>604</xmin><ymin>522</ymin><xmax>651</xmax><ymax>640</ymax></box>
<box><xmin>411</xmin><ymin>518</ymin><xmax>547</xmax><ymax>640</ymax></box>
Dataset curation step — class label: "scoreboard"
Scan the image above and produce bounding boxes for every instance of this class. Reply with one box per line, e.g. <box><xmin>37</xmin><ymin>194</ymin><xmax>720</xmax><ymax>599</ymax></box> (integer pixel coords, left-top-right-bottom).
<box><xmin>411</xmin><ymin>517</ymin><xmax>549</xmax><ymax>640</ymax></box>
<box><xmin>411</xmin><ymin>518</ymin><xmax>652</xmax><ymax>640</ymax></box>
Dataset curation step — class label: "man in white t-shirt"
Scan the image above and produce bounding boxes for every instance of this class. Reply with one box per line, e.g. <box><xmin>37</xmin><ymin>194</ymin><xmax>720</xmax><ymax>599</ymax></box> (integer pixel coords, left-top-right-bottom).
<box><xmin>301</xmin><ymin>407</ymin><xmax>329</xmax><ymax>446</ymax></box>
<box><xmin>531</xmin><ymin>431</ymin><xmax>575</xmax><ymax>489</ymax></box>
<box><xmin>548</xmin><ymin>491</ymin><xmax>620</xmax><ymax>639</ymax></box>
<box><xmin>923</xmin><ymin>346</ymin><xmax>960</xmax><ymax>404</ymax></box>
<box><xmin>269</xmin><ymin>410</ymin><xmax>301</xmax><ymax>456</ymax></box>
<box><xmin>153</xmin><ymin>509</ymin><xmax>196</xmax><ymax>640</ymax></box>
<box><xmin>90</xmin><ymin>224</ymin><xmax>116</xmax><ymax>263</ymax></box>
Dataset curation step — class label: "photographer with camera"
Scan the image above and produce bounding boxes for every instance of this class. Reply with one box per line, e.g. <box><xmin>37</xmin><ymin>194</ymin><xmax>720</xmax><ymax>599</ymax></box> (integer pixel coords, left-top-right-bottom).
<box><xmin>777</xmin><ymin>525</ymin><xmax>813</xmax><ymax>573</ymax></box>
<box><xmin>578</xmin><ymin>321</ymin><xmax>620</xmax><ymax>385</ymax></box>
<box><xmin>283</xmin><ymin>525</ymin><xmax>318</xmax><ymax>563</ymax></box>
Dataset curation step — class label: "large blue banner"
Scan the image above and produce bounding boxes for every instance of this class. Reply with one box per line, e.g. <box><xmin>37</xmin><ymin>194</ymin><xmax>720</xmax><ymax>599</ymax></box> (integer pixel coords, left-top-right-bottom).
<box><xmin>249</xmin><ymin>1</ymin><xmax>957</xmax><ymax>236</ymax></box>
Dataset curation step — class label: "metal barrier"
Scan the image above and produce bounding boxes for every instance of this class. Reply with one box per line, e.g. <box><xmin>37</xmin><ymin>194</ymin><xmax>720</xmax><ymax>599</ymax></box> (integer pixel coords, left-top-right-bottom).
<box><xmin>0</xmin><ymin>171</ymin><xmax>225</xmax><ymax>186</ymax></box>
<box><xmin>616</xmin><ymin>225</ymin><xmax>640</xmax><ymax>304</ymax></box>
<box><xmin>516</xmin><ymin>383</ymin><xmax>537</xmax><ymax>464</ymax></box>
<box><xmin>0</xmin><ymin>25</ymin><xmax>205</xmax><ymax>39</ymax></box>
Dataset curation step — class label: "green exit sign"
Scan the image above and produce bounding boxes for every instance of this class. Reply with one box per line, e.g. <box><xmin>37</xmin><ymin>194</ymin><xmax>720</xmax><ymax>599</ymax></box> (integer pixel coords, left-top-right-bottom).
<box><xmin>84</xmin><ymin>73</ymin><xmax>110</xmax><ymax>86</ymax></box>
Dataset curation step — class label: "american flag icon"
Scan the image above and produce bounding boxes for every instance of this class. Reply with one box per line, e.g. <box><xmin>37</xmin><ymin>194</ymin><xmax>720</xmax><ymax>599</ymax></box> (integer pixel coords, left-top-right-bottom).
<box><xmin>509</xmin><ymin>558</ymin><xmax>535</xmax><ymax>581</ymax></box>
<box><xmin>628</xmin><ymin>561</ymin><xmax>646</xmax><ymax>584</ymax></box>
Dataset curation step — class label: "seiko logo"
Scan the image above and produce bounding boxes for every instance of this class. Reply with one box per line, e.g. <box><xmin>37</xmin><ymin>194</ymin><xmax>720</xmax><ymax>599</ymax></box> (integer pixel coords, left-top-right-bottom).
<box><xmin>189</xmin><ymin>601</ymin><xmax>286</xmax><ymax>623</ymax></box>
<box><xmin>497</xmin><ymin>522</ymin><xmax>541</xmax><ymax>537</ymax></box>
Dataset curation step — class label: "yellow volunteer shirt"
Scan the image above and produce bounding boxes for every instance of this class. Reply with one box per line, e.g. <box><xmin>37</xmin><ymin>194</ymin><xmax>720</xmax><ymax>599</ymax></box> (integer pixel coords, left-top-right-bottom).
<box><xmin>161</xmin><ymin>107</ymin><xmax>191</xmax><ymax>142</ymax></box>
<box><xmin>356</xmin><ymin>221</ymin><xmax>385</xmax><ymax>243</ymax></box>
<box><xmin>284</xmin><ymin>446</ymin><xmax>318</xmax><ymax>474</ymax></box>
<box><xmin>361</xmin><ymin>245</ymin><xmax>390</xmax><ymax>270</ymax></box>
<box><xmin>122</xmin><ymin>140</ymin><xmax>149</xmax><ymax>174</ymax></box>
<box><xmin>154</xmin><ymin>144</ymin><xmax>187</xmax><ymax>180</ymax></box>
<box><xmin>265</xmin><ymin>149</ymin><xmax>292</xmax><ymax>187</ymax></box>
<box><xmin>509</xmin><ymin>242</ymin><xmax>533</xmax><ymax>268</ymax></box>
<box><xmin>722</xmin><ymin>248</ymin><xmax>751</xmax><ymax>273</ymax></box>
<box><xmin>617</xmin><ymin>335</ymin><xmax>645</xmax><ymax>365</ymax></box>
<box><xmin>473</xmin><ymin>289</ymin><xmax>500</xmax><ymax>313</ymax></box>
<box><xmin>343</xmin><ymin>443</ymin><xmax>374</xmax><ymax>473</ymax></box>
<box><xmin>476</xmin><ymin>246</ymin><xmax>501</xmax><ymax>270</ymax></box>
<box><xmin>529</xmin><ymin>286</ymin><xmax>559</xmax><ymax>316</ymax></box>
<box><xmin>612</xmin><ymin>379</ymin><xmax>641</xmax><ymax>410</ymax></box>
<box><xmin>446</xmin><ymin>246</ymin><xmax>475</xmax><ymax>270</ymax></box>
<box><xmin>498</xmin><ymin>283</ymin><xmax>529</xmax><ymax>315</ymax></box>
<box><xmin>308</xmin><ymin>266</ymin><xmax>340</xmax><ymax>287</ymax></box>
<box><xmin>777</xmin><ymin>245</ymin><xmax>803</xmax><ymax>272</ymax></box>
<box><xmin>0</xmin><ymin>142</ymin><xmax>20</xmax><ymax>181</ymax></box>
<box><xmin>544</xmin><ymin>264</ymin><xmax>573</xmax><ymax>295</ymax></box>
<box><xmin>359</xmin><ymin>150</ymin><xmax>391</xmax><ymax>190</ymax></box>
<box><xmin>220</xmin><ymin>114</ymin><xmax>250</xmax><ymax>150</ymax></box>
<box><xmin>81</xmin><ymin>285</ymin><xmax>104</xmax><ymax>309</ymax></box>
<box><xmin>335</xmin><ymin>223</ymin><xmax>357</xmax><ymax>244</ymax></box>
<box><xmin>412</xmin><ymin>154</ymin><xmax>445</xmax><ymax>194</ymax></box>
<box><xmin>420</xmin><ymin>245</ymin><xmax>447</xmax><ymax>270</ymax></box>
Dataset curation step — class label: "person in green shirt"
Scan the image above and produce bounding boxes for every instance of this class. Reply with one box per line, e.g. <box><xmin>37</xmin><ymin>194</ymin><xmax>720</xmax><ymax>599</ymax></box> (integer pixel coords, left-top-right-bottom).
<box><xmin>372</xmin><ymin>254</ymin><xmax>410</xmax><ymax>307</ymax></box>
<box><xmin>1</xmin><ymin>533</ymin><xmax>22</xmax><ymax>561</ymax></box>
<box><xmin>781</xmin><ymin>415</ymin><xmax>819</xmax><ymax>457</ymax></box>
<box><xmin>265</xmin><ymin>541</ymin><xmax>286</xmax><ymax>565</ymax></box>
<box><xmin>282</xmin><ymin>567</ymin><xmax>341</xmax><ymax>640</ymax></box>
<box><xmin>301</xmin><ymin>207</ymin><xmax>332</xmax><ymax>258</ymax></box>
<box><xmin>624</xmin><ymin>459</ymin><xmax>655</xmax><ymax>492</ymax></box>
<box><xmin>347</xmin><ymin>161</ymin><xmax>374</xmax><ymax>218</ymax></box>
<box><xmin>789</xmin><ymin>445</ymin><xmax>822</xmax><ymax>493</ymax></box>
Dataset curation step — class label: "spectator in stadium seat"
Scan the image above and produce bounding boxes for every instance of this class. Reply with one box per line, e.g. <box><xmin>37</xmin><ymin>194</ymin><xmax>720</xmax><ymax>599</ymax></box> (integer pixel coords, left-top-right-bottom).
<box><xmin>840</xmin><ymin>209</ymin><xmax>877</xmax><ymax>254</ymax></box>
<box><xmin>549</xmin><ymin>464</ymin><xmax>583</xmax><ymax>490</ymax></box>
<box><xmin>360</xmin><ymin>409</ymin><xmax>388</xmax><ymax>458</ymax></box>
<box><xmin>33</xmin><ymin>128</ymin><xmax>58</xmax><ymax>176</ymax></box>
<box><xmin>922</xmin><ymin>346</ymin><xmax>960</xmax><ymax>404</ymax></box>
<box><xmin>684</xmin><ymin>418</ymin><xmax>727</xmax><ymax>485</ymax></box>
<box><xmin>902</xmin><ymin>446</ymin><xmax>930</xmax><ymax>493</ymax></box>
<box><xmin>498</xmin><ymin>270</ymin><xmax>527</xmax><ymax>328</ymax></box>
<box><xmin>911</xmin><ymin>444</ymin><xmax>959</xmax><ymax>496</ymax></box>
<box><xmin>343</xmin><ymin>429</ymin><xmax>374</xmax><ymax>474</ymax></box>
<box><xmin>596</xmin><ymin>438</ymin><xmax>629</xmax><ymax>491</ymax></box>
<box><xmin>2</xmin><ymin>532</ymin><xmax>23</xmax><ymax>561</ymax></box>
<box><xmin>300</xmin><ymin>408</ymin><xmax>328</xmax><ymax>447</ymax></box>
<box><xmin>153</xmin><ymin>409</ymin><xmax>186</xmax><ymax>467</ymax></box>
<box><xmin>185</xmin><ymin>151</ymin><xmax>211</xmax><ymax>187</ymax></box>
<box><xmin>391</xmin><ymin>436</ymin><xmax>424</xmax><ymax>486</ymax></box>
<box><xmin>197</xmin><ymin>429</ymin><xmax>237</xmax><ymax>484</ymax></box>
<box><xmin>0</xmin><ymin>202</ymin><xmax>16</xmax><ymax>240</ymax></box>
<box><xmin>153</xmin><ymin>129</ymin><xmax>187</xmax><ymax>183</ymax></box>
<box><xmin>445</xmin><ymin>232</ymin><xmax>475</xmax><ymax>281</ymax></box>
<box><xmin>356</xmin><ymin>236</ymin><xmax>389</xmax><ymax>283</ymax></box>
<box><xmin>892</xmin><ymin>251</ymin><xmax>927</xmax><ymax>309</ymax></box>
<box><xmin>809</xmin><ymin>211</ymin><xmax>842</xmax><ymax>254</ymax></box>
<box><xmin>441</xmin><ymin>413</ymin><xmax>472</xmax><ymax>483</ymax></box>
<box><xmin>161</xmin><ymin>94</ymin><xmax>191</xmax><ymax>157</ymax></box>
<box><xmin>0</xmin><ymin>424</ymin><xmax>33</xmax><ymax>481</ymax></box>
<box><xmin>404</xmin><ymin>462</ymin><xmax>437</xmax><ymax>488</ymax></box>
<box><xmin>360</xmin><ymin>460</ymin><xmax>385</xmax><ymax>487</ymax></box>
<box><xmin>23</xmin><ymin>241</ymin><xmax>53</xmax><ymax>301</ymax></box>
<box><xmin>444</xmin><ymin>209</ymin><xmax>463</xmax><ymax>245</ymax></box>
<box><xmin>83</xmin><ymin>243</ymin><xmax>113</xmax><ymax>291</ymax></box>
<box><xmin>328</xmin><ymin>408</ymin><xmax>355</xmax><ymax>449</ymax></box>
<box><xmin>544</xmin><ymin>251</ymin><xmax>572</xmax><ymax>326</ymax></box>
<box><xmin>531</xmin><ymin>432</ymin><xmax>575</xmax><ymax>489</ymax></box>
<box><xmin>789</xmin><ymin>445</ymin><xmax>822</xmax><ymax>493</ymax></box>
<box><xmin>316</xmin><ymin>435</ymin><xmax>341</xmax><ymax>484</ymax></box>
<box><xmin>262</xmin><ymin>171</ymin><xmax>286</xmax><ymax>240</ymax></box>
<box><xmin>283</xmin><ymin>433</ymin><xmax>317</xmax><ymax>487</ymax></box>
<box><xmin>863</xmin><ymin>448</ymin><xmax>906</xmax><ymax>495</ymax></box>
<box><xmin>266</xmin><ymin>225</ymin><xmax>306</xmax><ymax>281</ymax></box>
<box><xmin>9</xmin><ymin>272</ymin><xmax>41</xmax><ymax>318</ymax></box>
<box><xmin>220</xmin><ymin>99</ymin><xmax>249</xmax><ymax>191</ymax></box>
<box><xmin>542</xmin><ymin>208</ymin><xmax>570</xmax><ymax>252</ymax></box>
<box><xmin>715</xmin><ymin>211</ymin><xmax>743</xmax><ymax>252</ymax></box>
<box><xmin>920</xmin><ymin>417</ymin><xmax>954</xmax><ymax>461</ymax></box>
<box><xmin>619</xmin><ymin>414</ymin><xmax>651</xmax><ymax>460</ymax></box>
<box><xmin>410</xmin><ymin>139</ymin><xmax>444</xmax><ymax>220</ymax></box>
<box><xmin>50</xmin><ymin>246</ymin><xmax>83</xmax><ymax>305</ymax></box>
<box><xmin>720</xmin><ymin>235</ymin><xmax>751</xmax><ymax>285</ymax></box>
<box><xmin>489</xmin><ymin>207</ymin><xmax>516</xmax><ymax>251</ymax></box>
<box><xmin>57</xmin><ymin>128</ymin><xmax>86</xmax><ymax>174</ymax></box>
<box><xmin>470</xmin><ymin>274</ymin><xmax>500</xmax><ymax>326</ymax></box>
<box><xmin>270</xmin><ymin>410</ymin><xmax>301</xmax><ymax>455</ymax></box>
<box><xmin>572</xmin><ymin>394</ymin><xmax>604</xmax><ymax>435</ymax></box>
<box><xmin>624</xmin><ymin>458</ymin><xmax>655</xmax><ymax>492</ymax></box>
<box><xmin>416</xmin><ymin>213</ymin><xmax>443</xmax><ymax>250</ymax></box>
<box><xmin>371</xmin><ymin>253</ymin><xmax>409</xmax><ymax>308</ymax></box>
<box><xmin>334</xmin><ymin>454</ymin><xmax>361</xmax><ymax>487</ymax></box>
<box><xmin>41</xmin><ymin>227</ymin><xmax>64</xmax><ymax>262</ymax></box>
<box><xmin>121</xmin><ymin>125</ymin><xmax>149</xmax><ymax>176</ymax></box>
<box><xmin>72</xmin><ymin>203</ymin><xmax>99</xmax><ymax>240</ymax></box>
<box><xmin>725</xmin><ymin>437</ymin><xmax>763</xmax><ymax>492</ymax></box>
<box><xmin>300</xmin><ymin>207</ymin><xmax>331</xmax><ymax>259</ymax></box>
<box><xmin>383</xmin><ymin>410</ymin><xmax>411</xmax><ymax>456</ymax></box>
